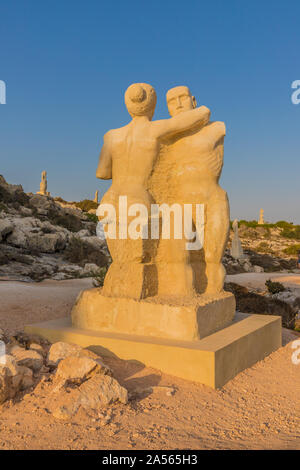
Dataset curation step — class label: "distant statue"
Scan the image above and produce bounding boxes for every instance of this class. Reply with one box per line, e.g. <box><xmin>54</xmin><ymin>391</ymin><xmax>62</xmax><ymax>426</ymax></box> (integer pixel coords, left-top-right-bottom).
<box><xmin>230</xmin><ymin>219</ymin><xmax>245</xmax><ymax>259</ymax></box>
<box><xmin>258</xmin><ymin>208</ymin><xmax>265</xmax><ymax>225</ymax></box>
<box><xmin>37</xmin><ymin>171</ymin><xmax>50</xmax><ymax>196</ymax></box>
<box><xmin>93</xmin><ymin>190</ymin><xmax>99</xmax><ymax>204</ymax></box>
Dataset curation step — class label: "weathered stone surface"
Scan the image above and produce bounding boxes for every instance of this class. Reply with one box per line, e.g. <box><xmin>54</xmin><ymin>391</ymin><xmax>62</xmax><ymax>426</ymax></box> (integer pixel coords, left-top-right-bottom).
<box><xmin>253</xmin><ymin>265</ymin><xmax>264</xmax><ymax>273</ymax></box>
<box><xmin>0</xmin><ymin>365</ymin><xmax>12</xmax><ymax>404</ymax></box>
<box><xmin>0</xmin><ymin>176</ymin><xmax>109</xmax><ymax>282</ymax></box>
<box><xmin>52</xmin><ymin>405</ymin><xmax>77</xmax><ymax>420</ymax></box>
<box><xmin>27</xmin><ymin>233</ymin><xmax>67</xmax><ymax>253</ymax></box>
<box><xmin>78</xmin><ymin>374</ymin><xmax>128</xmax><ymax>407</ymax></box>
<box><xmin>0</xmin><ymin>355</ymin><xmax>33</xmax><ymax>403</ymax></box>
<box><xmin>82</xmin><ymin>263</ymin><xmax>99</xmax><ymax>274</ymax></box>
<box><xmin>29</xmin><ymin>343</ymin><xmax>46</xmax><ymax>357</ymax></box>
<box><xmin>76</xmin><ymin>229</ymin><xmax>91</xmax><ymax>238</ymax></box>
<box><xmin>55</xmin><ymin>355</ymin><xmax>110</xmax><ymax>384</ymax></box>
<box><xmin>11</xmin><ymin>347</ymin><xmax>44</xmax><ymax>372</ymax></box>
<box><xmin>18</xmin><ymin>366</ymin><xmax>34</xmax><ymax>390</ymax></box>
<box><xmin>6</xmin><ymin>227</ymin><xmax>28</xmax><ymax>248</ymax></box>
<box><xmin>47</xmin><ymin>341</ymin><xmax>110</xmax><ymax>372</ymax></box>
<box><xmin>0</xmin><ymin>220</ymin><xmax>13</xmax><ymax>241</ymax></box>
<box><xmin>47</xmin><ymin>342</ymin><xmax>83</xmax><ymax>368</ymax></box>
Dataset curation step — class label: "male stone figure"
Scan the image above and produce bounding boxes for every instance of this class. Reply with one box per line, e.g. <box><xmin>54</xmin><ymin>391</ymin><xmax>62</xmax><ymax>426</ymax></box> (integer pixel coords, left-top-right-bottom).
<box><xmin>37</xmin><ymin>171</ymin><xmax>50</xmax><ymax>196</ymax></box>
<box><xmin>150</xmin><ymin>86</ymin><xmax>229</xmax><ymax>295</ymax></box>
<box><xmin>96</xmin><ymin>83</ymin><xmax>210</xmax><ymax>299</ymax></box>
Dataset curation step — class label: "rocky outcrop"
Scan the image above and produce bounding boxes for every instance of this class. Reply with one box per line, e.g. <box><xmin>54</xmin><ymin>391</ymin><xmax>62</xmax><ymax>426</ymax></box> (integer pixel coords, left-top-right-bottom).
<box><xmin>224</xmin><ymin>282</ymin><xmax>297</xmax><ymax>329</ymax></box>
<box><xmin>0</xmin><ymin>175</ymin><xmax>109</xmax><ymax>282</ymax></box>
<box><xmin>223</xmin><ymin>248</ymin><xmax>296</xmax><ymax>275</ymax></box>
<box><xmin>0</xmin><ymin>355</ymin><xmax>34</xmax><ymax>404</ymax></box>
<box><xmin>0</xmin><ymin>333</ymin><xmax>128</xmax><ymax>418</ymax></box>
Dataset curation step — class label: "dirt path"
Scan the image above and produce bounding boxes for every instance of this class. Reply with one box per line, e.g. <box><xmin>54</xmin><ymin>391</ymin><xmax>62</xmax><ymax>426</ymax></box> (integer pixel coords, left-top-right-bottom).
<box><xmin>0</xmin><ymin>278</ymin><xmax>94</xmax><ymax>335</ymax></box>
<box><xmin>0</xmin><ymin>277</ymin><xmax>299</xmax><ymax>450</ymax></box>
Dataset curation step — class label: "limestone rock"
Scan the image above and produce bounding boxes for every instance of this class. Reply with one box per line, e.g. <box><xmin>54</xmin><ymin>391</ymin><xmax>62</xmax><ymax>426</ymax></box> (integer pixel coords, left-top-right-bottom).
<box><xmin>55</xmin><ymin>355</ymin><xmax>110</xmax><ymax>385</ymax></box>
<box><xmin>253</xmin><ymin>265</ymin><xmax>264</xmax><ymax>273</ymax></box>
<box><xmin>82</xmin><ymin>263</ymin><xmax>99</xmax><ymax>275</ymax></box>
<box><xmin>47</xmin><ymin>342</ymin><xmax>83</xmax><ymax>368</ymax></box>
<box><xmin>51</xmin><ymin>272</ymin><xmax>69</xmax><ymax>281</ymax></box>
<box><xmin>27</xmin><ymin>232</ymin><xmax>67</xmax><ymax>253</ymax></box>
<box><xmin>0</xmin><ymin>219</ymin><xmax>13</xmax><ymax>241</ymax></box>
<box><xmin>0</xmin><ymin>364</ymin><xmax>12</xmax><ymax>404</ymax></box>
<box><xmin>29</xmin><ymin>343</ymin><xmax>46</xmax><ymax>357</ymax></box>
<box><xmin>11</xmin><ymin>347</ymin><xmax>44</xmax><ymax>372</ymax></box>
<box><xmin>47</xmin><ymin>341</ymin><xmax>110</xmax><ymax>372</ymax></box>
<box><xmin>76</xmin><ymin>229</ymin><xmax>91</xmax><ymax>238</ymax></box>
<box><xmin>0</xmin><ymin>328</ymin><xmax>5</xmax><ymax>342</ymax></box>
<box><xmin>57</xmin><ymin>264</ymin><xmax>83</xmax><ymax>275</ymax></box>
<box><xmin>52</xmin><ymin>405</ymin><xmax>77</xmax><ymax>420</ymax></box>
<box><xmin>18</xmin><ymin>366</ymin><xmax>34</xmax><ymax>390</ymax></box>
<box><xmin>0</xmin><ymin>355</ymin><xmax>33</xmax><ymax>403</ymax></box>
<box><xmin>6</xmin><ymin>228</ymin><xmax>27</xmax><ymax>248</ymax></box>
<box><xmin>78</xmin><ymin>375</ymin><xmax>128</xmax><ymax>408</ymax></box>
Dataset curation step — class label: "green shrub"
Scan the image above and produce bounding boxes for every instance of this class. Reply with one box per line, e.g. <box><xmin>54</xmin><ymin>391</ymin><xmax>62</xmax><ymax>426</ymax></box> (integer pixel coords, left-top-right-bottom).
<box><xmin>224</xmin><ymin>282</ymin><xmax>296</xmax><ymax>328</ymax></box>
<box><xmin>63</xmin><ymin>237</ymin><xmax>108</xmax><ymax>267</ymax></box>
<box><xmin>281</xmin><ymin>226</ymin><xmax>300</xmax><ymax>240</ymax></box>
<box><xmin>86</xmin><ymin>213</ymin><xmax>98</xmax><ymax>223</ymax></box>
<box><xmin>92</xmin><ymin>267</ymin><xmax>107</xmax><ymax>287</ymax></box>
<box><xmin>46</xmin><ymin>209</ymin><xmax>83</xmax><ymax>232</ymax></box>
<box><xmin>239</xmin><ymin>220</ymin><xmax>258</xmax><ymax>228</ymax></box>
<box><xmin>74</xmin><ymin>199</ymin><xmax>98</xmax><ymax>212</ymax></box>
<box><xmin>276</xmin><ymin>220</ymin><xmax>294</xmax><ymax>229</ymax></box>
<box><xmin>283</xmin><ymin>244</ymin><xmax>300</xmax><ymax>255</ymax></box>
<box><xmin>256</xmin><ymin>242</ymin><xmax>270</xmax><ymax>253</ymax></box>
<box><xmin>265</xmin><ymin>279</ymin><xmax>286</xmax><ymax>294</ymax></box>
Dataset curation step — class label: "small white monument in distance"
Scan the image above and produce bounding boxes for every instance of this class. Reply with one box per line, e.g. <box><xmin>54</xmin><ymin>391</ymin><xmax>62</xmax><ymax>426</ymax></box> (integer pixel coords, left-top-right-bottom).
<box><xmin>230</xmin><ymin>219</ymin><xmax>245</xmax><ymax>259</ymax></box>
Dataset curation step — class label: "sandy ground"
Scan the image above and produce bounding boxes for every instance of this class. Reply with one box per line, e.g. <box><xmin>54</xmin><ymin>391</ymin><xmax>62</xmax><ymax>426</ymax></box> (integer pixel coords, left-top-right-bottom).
<box><xmin>0</xmin><ymin>278</ymin><xmax>94</xmax><ymax>335</ymax></box>
<box><xmin>0</xmin><ymin>276</ymin><xmax>299</xmax><ymax>450</ymax></box>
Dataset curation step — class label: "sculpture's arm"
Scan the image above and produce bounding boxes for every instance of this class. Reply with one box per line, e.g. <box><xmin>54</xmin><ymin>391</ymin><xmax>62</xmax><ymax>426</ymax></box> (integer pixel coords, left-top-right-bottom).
<box><xmin>96</xmin><ymin>132</ymin><xmax>112</xmax><ymax>180</ymax></box>
<box><xmin>152</xmin><ymin>106</ymin><xmax>211</xmax><ymax>139</ymax></box>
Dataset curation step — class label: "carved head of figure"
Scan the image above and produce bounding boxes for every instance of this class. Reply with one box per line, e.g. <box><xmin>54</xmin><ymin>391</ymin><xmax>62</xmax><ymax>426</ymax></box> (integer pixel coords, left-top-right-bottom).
<box><xmin>42</xmin><ymin>171</ymin><xmax>47</xmax><ymax>181</ymax></box>
<box><xmin>125</xmin><ymin>83</ymin><xmax>157</xmax><ymax>120</ymax></box>
<box><xmin>166</xmin><ymin>86</ymin><xmax>197</xmax><ymax>116</ymax></box>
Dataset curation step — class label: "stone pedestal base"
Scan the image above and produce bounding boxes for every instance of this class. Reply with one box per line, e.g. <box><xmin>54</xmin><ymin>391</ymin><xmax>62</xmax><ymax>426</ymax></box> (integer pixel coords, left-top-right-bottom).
<box><xmin>71</xmin><ymin>289</ymin><xmax>236</xmax><ymax>341</ymax></box>
<box><xmin>25</xmin><ymin>313</ymin><xmax>281</xmax><ymax>389</ymax></box>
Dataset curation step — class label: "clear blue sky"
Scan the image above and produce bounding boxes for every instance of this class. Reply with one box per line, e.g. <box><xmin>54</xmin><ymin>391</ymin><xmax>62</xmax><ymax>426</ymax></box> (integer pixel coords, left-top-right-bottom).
<box><xmin>1</xmin><ymin>0</ymin><xmax>299</xmax><ymax>223</ymax></box>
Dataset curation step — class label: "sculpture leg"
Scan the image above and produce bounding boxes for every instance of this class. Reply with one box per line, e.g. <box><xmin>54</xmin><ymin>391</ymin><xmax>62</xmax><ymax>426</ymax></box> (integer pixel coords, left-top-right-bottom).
<box><xmin>204</xmin><ymin>190</ymin><xmax>230</xmax><ymax>294</ymax></box>
<box><xmin>103</xmin><ymin>220</ymin><xmax>158</xmax><ymax>300</ymax></box>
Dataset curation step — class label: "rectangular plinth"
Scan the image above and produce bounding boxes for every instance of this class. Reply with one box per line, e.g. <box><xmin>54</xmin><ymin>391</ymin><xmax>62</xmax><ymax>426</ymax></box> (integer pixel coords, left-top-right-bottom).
<box><xmin>25</xmin><ymin>313</ymin><xmax>281</xmax><ymax>389</ymax></box>
<box><xmin>71</xmin><ymin>288</ymin><xmax>236</xmax><ymax>341</ymax></box>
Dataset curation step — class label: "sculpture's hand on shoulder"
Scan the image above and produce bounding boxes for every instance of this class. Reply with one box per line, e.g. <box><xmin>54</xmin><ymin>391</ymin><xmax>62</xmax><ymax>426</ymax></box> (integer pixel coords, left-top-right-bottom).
<box><xmin>152</xmin><ymin>105</ymin><xmax>211</xmax><ymax>140</ymax></box>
